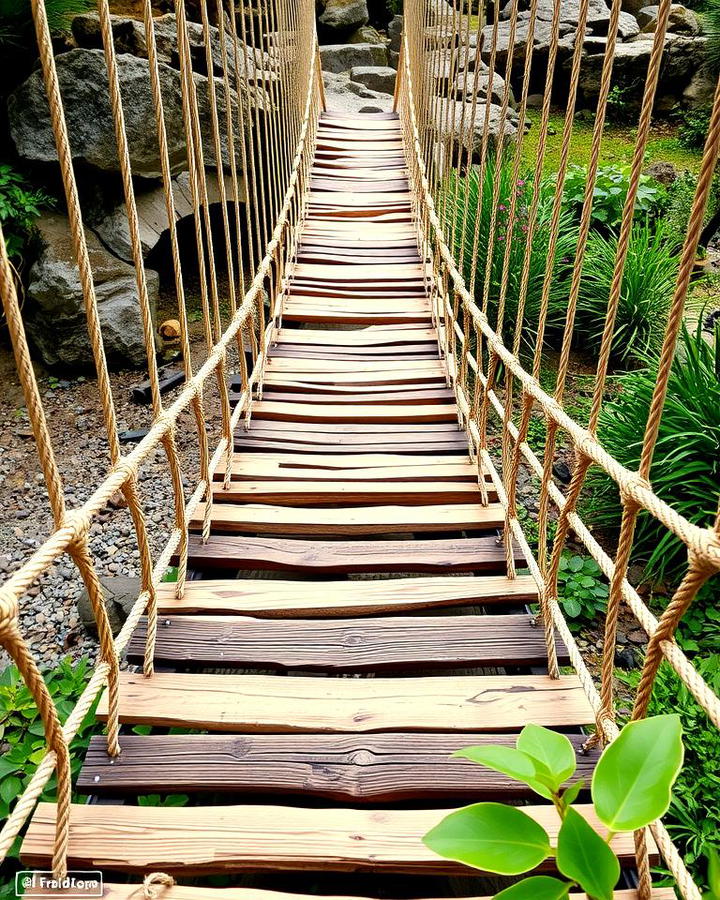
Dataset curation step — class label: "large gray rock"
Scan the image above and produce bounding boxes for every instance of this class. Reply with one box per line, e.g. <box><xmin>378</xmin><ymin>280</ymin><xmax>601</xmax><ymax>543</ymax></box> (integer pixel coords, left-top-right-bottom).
<box><xmin>684</xmin><ymin>62</ymin><xmax>719</xmax><ymax>107</ymax></box>
<box><xmin>578</xmin><ymin>41</ymin><xmax>652</xmax><ymax>102</ymax></box>
<box><xmin>91</xmin><ymin>171</ymin><xmax>240</xmax><ymax>263</ymax></box>
<box><xmin>433</xmin><ymin>97</ymin><xmax>520</xmax><ymax>158</ymax></box>
<box><xmin>347</xmin><ymin>25</ymin><xmax>385</xmax><ymax>44</ymax></box>
<box><xmin>322</xmin><ymin>70</ymin><xmax>394</xmax><ymax>113</ymax></box>
<box><xmin>618</xmin><ymin>10</ymin><xmax>641</xmax><ymax>38</ymax></box>
<box><xmin>72</xmin><ymin>12</ymin><xmax>272</xmax><ymax>83</ymax></box>
<box><xmin>501</xmin><ymin>0</ymin><xmax>612</xmax><ymax>28</ymax></box>
<box><xmin>320</xmin><ymin>42</ymin><xmax>388</xmax><ymax>72</ymax></box>
<box><xmin>8</xmin><ymin>48</ymin><xmax>245</xmax><ymax>178</ymax></box>
<box><xmin>26</xmin><ymin>213</ymin><xmax>158</xmax><ymax>368</ymax></box>
<box><xmin>388</xmin><ymin>15</ymin><xmax>403</xmax><ymax>52</ymax></box>
<box><xmin>319</xmin><ymin>0</ymin><xmax>370</xmax><ymax>37</ymax></box>
<box><xmin>454</xmin><ymin>68</ymin><xmax>514</xmax><ymax>106</ymax></box>
<box><xmin>638</xmin><ymin>4</ymin><xmax>699</xmax><ymax>33</ymax></box>
<box><xmin>77</xmin><ymin>575</ymin><xmax>141</xmax><ymax>636</ymax></box>
<box><xmin>482</xmin><ymin>17</ymin><xmax>577</xmax><ymax>68</ymax></box>
<box><xmin>350</xmin><ymin>65</ymin><xmax>396</xmax><ymax>93</ymax></box>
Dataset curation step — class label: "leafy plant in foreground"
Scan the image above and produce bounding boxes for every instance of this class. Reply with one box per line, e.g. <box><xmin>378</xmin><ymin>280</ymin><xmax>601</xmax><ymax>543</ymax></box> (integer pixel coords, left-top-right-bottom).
<box><xmin>423</xmin><ymin>716</ymin><xmax>684</xmax><ymax>900</ymax></box>
<box><xmin>576</xmin><ymin>221</ymin><xmax>680</xmax><ymax>367</ymax></box>
<box><xmin>0</xmin><ymin>164</ymin><xmax>52</xmax><ymax>263</ymax></box>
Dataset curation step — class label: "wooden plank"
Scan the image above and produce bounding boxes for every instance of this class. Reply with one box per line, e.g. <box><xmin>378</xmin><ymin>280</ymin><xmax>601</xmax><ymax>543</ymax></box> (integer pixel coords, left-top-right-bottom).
<box><xmin>78</xmin><ymin>732</ymin><xmax>595</xmax><ymax>799</ymax></box>
<box><xmin>210</xmin><ymin>480</ymin><xmax>494</xmax><ymax>505</ymax></box>
<box><xmin>249</xmin><ymin>402</ymin><xmax>457</xmax><ymax>424</ymax></box>
<box><xmin>257</xmin><ymin>388</ymin><xmax>455</xmax><ymax>406</ymax></box>
<box><xmin>95</xmin><ymin>672</ymin><xmax>593</xmax><ymax>732</ymax></box>
<box><xmin>23</xmin><ymin>802</ymin><xmax>652</xmax><ymax>875</ymax></box>
<box><xmin>233</xmin><ymin>440</ymin><xmax>469</xmax><ymax>455</ymax></box>
<box><xmin>155</xmin><ymin>574</ymin><xmax>537</xmax><ymax>617</ymax></box>
<box><xmin>27</xmin><ymin>886</ymin><xmax>676</xmax><ymax>900</ymax></box>
<box><xmin>274</xmin><ymin>327</ymin><xmax>437</xmax><ymax>345</ymax></box>
<box><xmin>127</xmin><ymin>614</ymin><xmax>565</xmax><ymax>671</ymax></box>
<box><xmin>180</xmin><ymin>534</ymin><xmax>521</xmax><ymax>574</ymax></box>
<box><xmin>191</xmin><ymin>501</ymin><xmax>505</xmax><ymax>535</ymax></box>
<box><xmin>221</xmin><ymin>458</ymin><xmax>482</xmax><ymax>482</ymax></box>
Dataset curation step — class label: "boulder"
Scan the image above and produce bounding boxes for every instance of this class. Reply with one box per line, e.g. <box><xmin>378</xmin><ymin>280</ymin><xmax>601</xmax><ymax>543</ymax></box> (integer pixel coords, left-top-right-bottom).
<box><xmin>661</xmin><ymin>34</ymin><xmax>707</xmax><ymax>85</ymax></box>
<box><xmin>454</xmin><ymin>68</ymin><xmax>513</xmax><ymax>106</ymax></box>
<box><xmin>91</xmin><ymin>171</ymin><xmax>240</xmax><ymax>263</ymax></box>
<box><xmin>618</xmin><ymin>11</ymin><xmax>640</xmax><ymax>38</ymax></box>
<box><xmin>684</xmin><ymin>63</ymin><xmax>719</xmax><ymax>107</ymax></box>
<box><xmin>318</xmin><ymin>0</ymin><xmax>370</xmax><ymax>38</ymax></box>
<box><xmin>388</xmin><ymin>15</ymin><xmax>403</xmax><ymax>52</ymax></box>
<box><xmin>77</xmin><ymin>575</ymin><xmax>141</xmax><ymax>636</ymax></box>
<box><xmin>350</xmin><ymin>65</ymin><xmax>396</xmax><ymax>93</ymax></box>
<box><xmin>578</xmin><ymin>41</ymin><xmax>652</xmax><ymax>102</ymax></box>
<box><xmin>26</xmin><ymin>213</ymin><xmax>158</xmax><ymax>368</ymax></box>
<box><xmin>429</xmin><ymin>46</ymin><xmax>478</xmax><ymax>80</ymax></box>
<box><xmin>347</xmin><ymin>25</ymin><xmax>385</xmax><ymax>44</ymax></box>
<box><xmin>8</xmin><ymin>48</ymin><xmax>245</xmax><ymax>178</ymax></box>
<box><xmin>320</xmin><ymin>42</ymin><xmax>388</xmax><ymax>72</ymax></box>
<box><xmin>322</xmin><ymin>70</ymin><xmax>394</xmax><ymax>113</ymax></box>
<box><xmin>638</xmin><ymin>4</ymin><xmax>699</xmax><ymax>34</ymax></box>
<box><xmin>72</xmin><ymin>13</ymin><xmax>273</xmax><ymax>86</ymax></box>
<box><xmin>500</xmin><ymin>0</ymin><xmax>612</xmax><ymax>30</ymax></box>
<box><xmin>644</xmin><ymin>161</ymin><xmax>678</xmax><ymax>186</ymax></box>
<box><xmin>482</xmin><ymin>17</ymin><xmax>577</xmax><ymax>68</ymax></box>
<box><xmin>433</xmin><ymin>97</ymin><xmax>520</xmax><ymax>159</ymax></box>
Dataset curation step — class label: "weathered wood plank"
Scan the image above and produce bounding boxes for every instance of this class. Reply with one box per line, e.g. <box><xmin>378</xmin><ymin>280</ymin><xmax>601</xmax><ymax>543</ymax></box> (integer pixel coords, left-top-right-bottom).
<box><xmin>22</xmin><ymin>802</ymin><xmax>653</xmax><ymax>875</ymax></box>
<box><xmin>190</xmin><ymin>501</ymin><xmax>505</xmax><ymax>535</ymax></box>
<box><xmin>219</xmin><ymin>457</ymin><xmax>482</xmax><ymax>482</ymax></box>
<box><xmin>95</xmin><ymin>672</ymin><xmax>593</xmax><ymax>732</ymax></box>
<box><xmin>127</xmin><ymin>614</ymin><xmax>565</xmax><ymax>670</ymax></box>
<box><xmin>78</xmin><ymin>732</ymin><xmax>595</xmax><ymax>799</ymax></box>
<box><xmin>248</xmin><ymin>402</ymin><xmax>457</xmax><ymax>423</ymax></box>
<box><xmin>210</xmin><ymin>480</ymin><xmax>494</xmax><ymax>505</ymax></box>
<box><xmin>179</xmin><ymin>534</ymin><xmax>521</xmax><ymax>574</ymax></box>
<box><xmin>155</xmin><ymin>574</ymin><xmax>537</xmax><ymax>617</ymax></box>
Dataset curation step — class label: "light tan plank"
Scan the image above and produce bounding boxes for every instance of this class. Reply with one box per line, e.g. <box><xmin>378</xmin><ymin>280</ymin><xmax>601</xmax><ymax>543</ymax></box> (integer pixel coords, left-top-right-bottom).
<box><xmin>210</xmin><ymin>481</ymin><xmax>492</xmax><ymax>505</ymax></box>
<box><xmin>190</xmin><ymin>502</ymin><xmax>505</xmax><ymax>534</ymax></box>
<box><xmin>22</xmin><ymin>803</ymin><xmax>653</xmax><ymax>875</ymax></box>
<box><xmin>95</xmin><ymin>672</ymin><xmax>593</xmax><ymax>732</ymax></box>
<box><xmin>155</xmin><ymin>574</ymin><xmax>538</xmax><ymax>617</ymax></box>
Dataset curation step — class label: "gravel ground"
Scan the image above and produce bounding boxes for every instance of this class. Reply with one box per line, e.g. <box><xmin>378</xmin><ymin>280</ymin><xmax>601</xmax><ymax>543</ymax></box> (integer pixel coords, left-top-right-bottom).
<box><xmin>0</xmin><ymin>305</ymin><xmax>230</xmax><ymax>672</ymax></box>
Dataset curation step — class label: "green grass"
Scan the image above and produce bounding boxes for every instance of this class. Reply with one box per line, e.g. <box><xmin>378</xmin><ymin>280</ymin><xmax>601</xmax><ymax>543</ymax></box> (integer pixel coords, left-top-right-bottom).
<box><xmin>521</xmin><ymin>110</ymin><xmax>704</xmax><ymax>175</ymax></box>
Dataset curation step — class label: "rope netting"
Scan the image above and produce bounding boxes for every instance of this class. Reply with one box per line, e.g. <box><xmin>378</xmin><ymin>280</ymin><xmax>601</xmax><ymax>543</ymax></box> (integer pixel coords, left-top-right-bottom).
<box><xmin>0</xmin><ymin>0</ymin><xmax>322</xmax><ymax>878</ymax></box>
<box><xmin>396</xmin><ymin>1</ymin><xmax>720</xmax><ymax>897</ymax></box>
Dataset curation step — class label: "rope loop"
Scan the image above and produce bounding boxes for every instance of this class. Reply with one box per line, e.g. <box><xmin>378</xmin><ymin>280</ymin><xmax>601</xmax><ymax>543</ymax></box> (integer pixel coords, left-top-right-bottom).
<box><xmin>0</xmin><ymin>588</ymin><xmax>20</xmax><ymax>641</ymax></box>
<box><xmin>142</xmin><ymin>872</ymin><xmax>175</xmax><ymax>899</ymax></box>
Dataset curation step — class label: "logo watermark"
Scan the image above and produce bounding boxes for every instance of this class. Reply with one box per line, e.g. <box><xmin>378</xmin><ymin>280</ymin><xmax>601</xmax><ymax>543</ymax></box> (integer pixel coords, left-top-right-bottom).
<box><xmin>15</xmin><ymin>871</ymin><xmax>103</xmax><ymax>897</ymax></box>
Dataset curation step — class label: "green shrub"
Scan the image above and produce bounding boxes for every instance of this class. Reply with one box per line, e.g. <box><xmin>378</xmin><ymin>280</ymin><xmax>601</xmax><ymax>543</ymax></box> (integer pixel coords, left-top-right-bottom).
<box><xmin>678</xmin><ymin>107</ymin><xmax>713</xmax><ymax>150</ymax></box>
<box><xmin>587</xmin><ymin>323</ymin><xmax>720</xmax><ymax>582</ymax></box>
<box><xmin>446</xmin><ymin>154</ymin><xmax>578</xmax><ymax>348</ymax></box>
<box><xmin>0</xmin><ymin>657</ymin><xmax>96</xmax><ymax>897</ymax></box>
<box><xmin>557</xmin><ymin>552</ymin><xmax>609</xmax><ymax>624</ymax></box>
<box><xmin>0</xmin><ymin>164</ymin><xmax>51</xmax><ymax>262</ymax></box>
<box><xmin>575</xmin><ymin>221</ymin><xmax>680</xmax><ymax>367</ymax></box>
<box><xmin>662</xmin><ymin>170</ymin><xmax>720</xmax><ymax>253</ymax></box>
<box><xmin>561</xmin><ymin>163</ymin><xmax>666</xmax><ymax>231</ymax></box>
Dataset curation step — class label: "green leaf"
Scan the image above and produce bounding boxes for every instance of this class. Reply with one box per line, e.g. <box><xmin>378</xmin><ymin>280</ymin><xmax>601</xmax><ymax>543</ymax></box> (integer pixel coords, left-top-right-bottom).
<box><xmin>516</xmin><ymin>724</ymin><xmax>577</xmax><ymax>790</ymax></box>
<box><xmin>453</xmin><ymin>745</ymin><xmax>552</xmax><ymax>799</ymax></box>
<box><xmin>494</xmin><ymin>876</ymin><xmax>571</xmax><ymax>900</ymax></box>
<box><xmin>556</xmin><ymin>807</ymin><xmax>620</xmax><ymax>900</ymax></box>
<box><xmin>561</xmin><ymin>778</ymin><xmax>585</xmax><ymax>807</ymax></box>
<box><xmin>568</xmin><ymin>556</ymin><xmax>584</xmax><ymax>572</ymax></box>
<box><xmin>705</xmin><ymin>847</ymin><xmax>720</xmax><ymax>900</ymax></box>
<box><xmin>592</xmin><ymin>715</ymin><xmax>684</xmax><ymax>831</ymax></box>
<box><xmin>0</xmin><ymin>775</ymin><xmax>22</xmax><ymax>804</ymax></box>
<box><xmin>423</xmin><ymin>802</ymin><xmax>552</xmax><ymax>874</ymax></box>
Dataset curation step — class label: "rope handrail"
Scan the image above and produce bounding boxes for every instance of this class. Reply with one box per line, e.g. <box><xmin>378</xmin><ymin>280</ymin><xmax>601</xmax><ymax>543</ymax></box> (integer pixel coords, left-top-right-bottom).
<box><xmin>0</xmin><ymin>0</ymin><xmax>322</xmax><ymax>872</ymax></box>
<box><xmin>396</xmin><ymin>4</ymin><xmax>720</xmax><ymax>898</ymax></box>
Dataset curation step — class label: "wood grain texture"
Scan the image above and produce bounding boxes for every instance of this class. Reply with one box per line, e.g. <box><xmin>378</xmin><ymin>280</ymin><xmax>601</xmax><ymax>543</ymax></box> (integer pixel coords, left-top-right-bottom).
<box><xmin>155</xmin><ymin>574</ymin><xmax>538</xmax><ymax>616</ymax></box>
<box><xmin>78</xmin><ymin>732</ymin><xmax>594</xmax><ymax>799</ymax></box>
<box><xmin>190</xmin><ymin>502</ymin><xmax>505</xmax><ymax>535</ymax></box>
<box><xmin>180</xmin><ymin>534</ymin><xmax>523</xmax><ymax>574</ymax></box>
<box><xmin>249</xmin><ymin>402</ymin><xmax>457</xmax><ymax>423</ymax></box>
<box><xmin>127</xmin><ymin>614</ymin><xmax>566</xmax><ymax>670</ymax></box>
<box><xmin>95</xmin><ymin>672</ymin><xmax>593</xmax><ymax>732</ymax></box>
<box><xmin>210</xmin><ymin>480</ymin><xmax>495</xmax><ymax>505</ymax></box>
<box><xmin>220</xmin><ymin>459</ymin><xmax>483</xmax><ymax>483</ymax></box>
<box><xmin>22</xmin><ymin>802</ymin><xmax>654</xmax><ymax>875</ymax></box>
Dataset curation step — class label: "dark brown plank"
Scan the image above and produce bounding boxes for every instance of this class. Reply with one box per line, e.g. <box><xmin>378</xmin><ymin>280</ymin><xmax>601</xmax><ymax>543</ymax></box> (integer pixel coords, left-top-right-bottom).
<box><xmin>179</xmin><ymin>533</ymin><xmax>522</xmax><ymax>574</ymax></box>
<box><xmin>127</xmin><ymin>614</ymin><xmax>566</xmax><ymax>671</ymax></box>
<box><xmin>78</xmin><ymin>732</ymin><xmax>595</xmax><ymax>799</ymax></box>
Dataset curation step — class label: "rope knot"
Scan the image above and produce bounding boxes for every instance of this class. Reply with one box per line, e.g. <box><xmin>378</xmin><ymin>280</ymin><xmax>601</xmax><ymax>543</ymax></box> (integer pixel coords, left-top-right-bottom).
<box><xmin>619</xmin><ymin>473</ymin><xmax>652</xmax><ymax>502</ymax></box>
<box><xmin>142</xmin><ymin>873</ymin><xmax>175</xmax><ymax>899</ymax></box>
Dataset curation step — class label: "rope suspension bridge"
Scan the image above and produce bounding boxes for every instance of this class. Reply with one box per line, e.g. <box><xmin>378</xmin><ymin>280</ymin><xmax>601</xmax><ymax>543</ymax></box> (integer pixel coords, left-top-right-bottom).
<box><xmin>0</xmin><ymin>0</ymin><xmax>719</xmax><ymax>897</ymax></box>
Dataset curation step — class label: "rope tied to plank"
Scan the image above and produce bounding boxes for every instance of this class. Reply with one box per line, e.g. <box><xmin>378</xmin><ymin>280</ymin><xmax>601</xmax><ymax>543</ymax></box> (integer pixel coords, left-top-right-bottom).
<box><xmin>142</xmin><ymin>872</ymin><xmax>176</xmax><ymax>899</ymax></box>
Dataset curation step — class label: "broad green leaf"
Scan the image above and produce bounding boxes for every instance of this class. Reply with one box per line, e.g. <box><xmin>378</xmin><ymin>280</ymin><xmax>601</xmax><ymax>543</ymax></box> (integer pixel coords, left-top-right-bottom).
<box><xmin>494</xmin><ymin>876</ymin><xmax>571</xmax><ymax>900</ymax></box>
<box><xmin>592</xmin><ymin>714</ymin><xmax>683</xmax><ymax>831</ymax></box>
<box><xmin>517</xmin><ymin>724</ymin><xmax>577</xmax><ymax>790</ymax></box>
<box><xmin>556</xmin><ymin>807</ymin><xmax>620</xmax><ymax>900</ymax></box>
<box><xmin>423</xmin><ymin>802</ymin><xmax>552</xmax><ymax>874</ymax></box>
<box><xmin>705</xmin><ymin>847</ymin><xmax>720</xmax><ymax>900</ymax></box>
<box><xmin>561</xmin><ymin>778</ymin><xmax>585</xmax><ymax>807</ymax></box>
<box><xmin>0</xmin><ymin>775</ymin><xmax>22</xmax><ymax>805</ymax></box>
<box><xmin>453</xmin><ymin>746</ymin><xmax>552</xmax><ymax>799</ymax></box>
